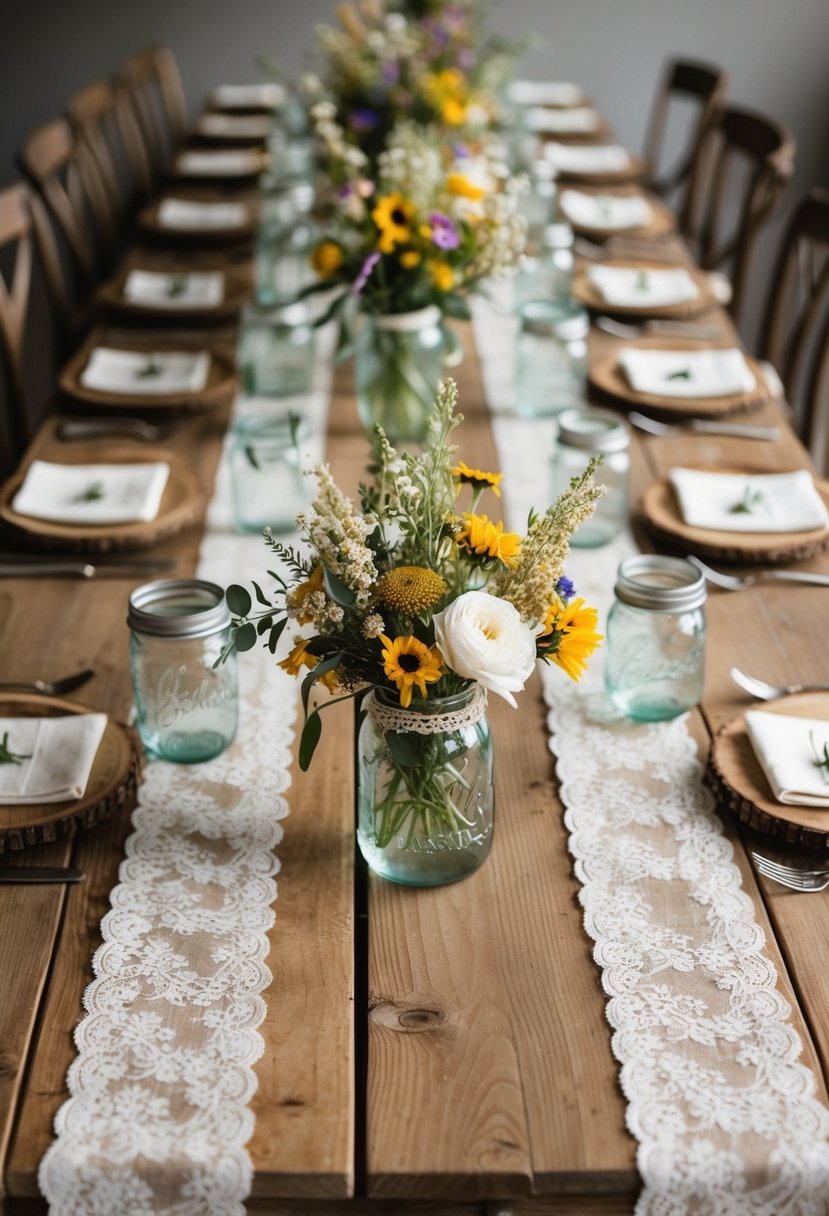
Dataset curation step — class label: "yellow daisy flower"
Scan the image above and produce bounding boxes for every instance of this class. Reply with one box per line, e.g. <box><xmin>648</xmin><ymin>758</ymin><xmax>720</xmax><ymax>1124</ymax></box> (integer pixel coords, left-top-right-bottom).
<box><xmin>399</xmin><ymin>249</ymin><xmax>422</xmax><ymax>269</ymax></box>
<box><xmin>379</xmin><ymin>634</ymin><xmax>444</xmax><ymax>707</ymax></box>
<box><xmin>310</xmin><ymin>241</ymin><xmax>344</xmax><ymax>278</ymax></box>
<box><xmin>429</xmin><ymin>259</ymin><xmax>454</xmax><ymax>291</ymax></box>
<box><xmin>456</xmin><ymin>513</ymin><xmax>521</xmax><ymax>568</ymax></box>
<box><xmin>376</xmin><ymin>566</ymin><xmax>446</xmax><ymax>615</ymax></box>
<box><xmin>446</xmin><ymin>172</ymin><xmax>485</xmax><ymax>202</ymax></box>
<box><xmin>442</xmin><ymin>97</ymin><xmax>467</xmax><ymax>126</ymax></box>
<box><xmin>452</xmin><ymin>460</ymin><xmax>502</xmax><ymax>499</ymax></box>
<box><xmin>372</xmin><ymin>192</ymin><xmax>415</xmax><ymax>255</ymax></box>
<box><xmin>541</xmin><ymin>597</ymin><xmax>603</xmax><ymax>682</ymax></box>
<box><xmin>280</xmin><ymin>635</ymin><xmax>340</xmax><ymax>690</ymax></box>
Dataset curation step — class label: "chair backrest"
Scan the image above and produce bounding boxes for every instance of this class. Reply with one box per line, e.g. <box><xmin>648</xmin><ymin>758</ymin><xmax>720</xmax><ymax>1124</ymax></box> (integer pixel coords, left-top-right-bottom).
<box><xmin>759</xmin><ymin>189</ymin><xmax>829</xmax><ymax>457</ymax></box>
<box><xmin>644</xmin><ymin>58</ymin><xmax>728</xmax><ymax>202</ymax></box>
<box><xmin>17</xmin><ymin>117</ymin><xmax>114</xmax><ymax>286</ymax></box>
<box><xmin>682</xmin><ymin>104</ymin><xmax>796</xmax><ymax>326</ymax></box>
<box><xmin>117</xmin><ymin>45</ymin><xmax>188</xmax><ymax>181</ymax></box>
<box><xmin>0</xmin><ymin>184</ymin><xmax>39</xmax><ymax>460</ymax></box>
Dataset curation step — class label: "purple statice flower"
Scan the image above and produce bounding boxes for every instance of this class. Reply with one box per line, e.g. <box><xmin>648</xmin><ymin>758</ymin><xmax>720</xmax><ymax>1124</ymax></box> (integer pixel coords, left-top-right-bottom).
<box><xmin>555</xmin><ymin>576</ymin><xmax>576</xmax><ymax>603</ymax></box>
<box><xmin>429</xmin><ymin>211</ymin><xmax>460</xmax><ymax>251</ymax></box>
<box><xmin>349</xmin><ymin>108</ymin><xmax>380</xmax><ymax>133</ymax></box>
<box><xmin>338</xmin><ymin>183</ymin><xmax>354</xmax><ymax>199</ymax></box>
<box><xmin>352</xmin><ymin>251</ymin><xmax>381</xmax><ymax>297</ymax></box>
<box><xmin>451</xmin><ymin>141</ymin><xmax>470</xmax><ymax>160</ymax></box>
<box><xmin>381</xmin><ymin>59</ymin><xmax>400</xmax><ymax>85</ymax></box>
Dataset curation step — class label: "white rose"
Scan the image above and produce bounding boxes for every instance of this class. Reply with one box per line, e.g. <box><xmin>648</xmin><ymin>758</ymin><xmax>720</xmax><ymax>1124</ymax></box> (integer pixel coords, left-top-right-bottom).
<box><xmin>432</xmin><ymin>591</ymin><xmax>537</xmax><ymax>709</ymax></box>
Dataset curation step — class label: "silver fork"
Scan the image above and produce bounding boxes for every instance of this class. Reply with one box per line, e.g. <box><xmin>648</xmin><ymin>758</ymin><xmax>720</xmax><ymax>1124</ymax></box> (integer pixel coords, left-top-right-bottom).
<box><xmin>730</xmin><ymin>666</ymin><xmax>829</xmax><ymax>699</ymax></box>
<box><xmin>689</xmin><ymin>557</ymin><xmax>829</xmax><ymax>592</ymax></box>
<box><xmin>595</xmin><ymin>315</ymin><xmax>722</xmax><ymax>341</ymax></box>
<box><xmin>628</xmin><ymin>411</ymin><xmax>780</xmax><ymax>442</ymax></box>
<box><xmin>750</xmin><ymin>852</ymin><xmax>829</xmax><ymax>892</ymax></box>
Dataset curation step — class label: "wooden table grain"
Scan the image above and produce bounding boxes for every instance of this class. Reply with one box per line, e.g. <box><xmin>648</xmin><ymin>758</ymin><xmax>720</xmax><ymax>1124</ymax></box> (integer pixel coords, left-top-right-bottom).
<box><xmin>2</xmin><ymin>252</ymin><xmax>829</xmax><ymax>1216</ymax></box>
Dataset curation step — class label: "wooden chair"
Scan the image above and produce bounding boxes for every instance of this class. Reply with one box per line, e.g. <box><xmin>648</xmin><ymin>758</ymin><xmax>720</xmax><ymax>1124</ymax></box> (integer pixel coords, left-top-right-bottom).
<box><xmin>117</xmin><ymin>45</ymin><xmax>188</xmax><ymax>184</ymax></box>
<box><xmin>681</xmin><ymin>104</ymin><xmax>796</xmax><ymax>327</ymax></box>
<box><xmin>759</xmin><ymin>189</ymin><xmax>829</xmax><ymax>460</ymax></box>
<box><xmin>644</xmin><ymin>58</ymin><xmax>728</xmax><ymax>204</ymax></box>
<box><xmin>67</xmin><ymin>77</ymin><xmax>153</xmax><ymax>228</ymax></box>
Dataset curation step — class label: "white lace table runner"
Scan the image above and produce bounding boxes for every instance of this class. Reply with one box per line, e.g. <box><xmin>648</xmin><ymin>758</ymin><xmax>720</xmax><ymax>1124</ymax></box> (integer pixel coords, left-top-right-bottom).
<box><xmin>39</xmin><ymin>339</ymin><xmax>334</xmax><ymax>1215</ymax></box>
<box><xmin>473</xmin><ymin>296</ymin><xmax>829</xmax><ymax>1214</ymax></box>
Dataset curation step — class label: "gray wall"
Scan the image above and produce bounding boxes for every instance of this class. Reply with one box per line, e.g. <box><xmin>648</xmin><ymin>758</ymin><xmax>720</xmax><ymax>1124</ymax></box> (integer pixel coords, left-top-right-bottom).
<box><xmin>3</xmin><ymin>0</ymin><xmax>829</xmax><ymax>345</ymax></box>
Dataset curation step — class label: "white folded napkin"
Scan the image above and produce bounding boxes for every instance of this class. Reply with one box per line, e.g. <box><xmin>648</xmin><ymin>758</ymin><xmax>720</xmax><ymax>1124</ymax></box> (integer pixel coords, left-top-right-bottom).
<box><xmin>195</xmin><ymin>113</ymin><xmax>272</xmax><ymax>140</ymax></box>
<box><xmin>587</xmin><ymin>264</ymin><xmax>698</xmax><ymax>307</ymax></box>
<box><xmin>746</xmin><ymin>711</ymin><xmax>829</xmax><ymax>807</ymax></box>
<box><xmin>156</xmin><ymin>198</ymin><xmax>248</xmax><ymax>230</ymax></box>
<box><xmin>12</xmin><ymin>460</ymin><xmax>170</xmax><ymax>525</ymax></box>
<box><xmin>174</xmin><ymin>150</ymin><xmax>262</xmax><ymax>177</ymax></box>
<box><xmin>508</xmin><ymin>80</ymin><xmax>585</xmax><ymax>108</ymax></box>
<box><xmin>525</xmin><ymin>106</ymin><xmax>600</xmax><ymax>135</ymax></box>
<box><xmin>544</xmin><ymin>143</ymin><xmax>631</xmax><ymax>175</ymax></box>
<box><xmin>0</xmin><ymin>715</ymin><xmax>107</xmax><ymax>804</ymax></box>
<box><xmin>211</xmin><ymin>83</ymin><xmax>284</xmax><ymax>110</ymax></box>
<box><xmin>618</xmin><ymin>347</ymin><xmax>755</xmax><ymax>399</ymax></box>
<box><xmin>123</xmin><ymin>269</ymin><xmax>225</xmax><ymax>310</ymax></box>
<box><xmin>669</xmin><ymin>467</ymin><xmax>829</xmax><ymax>533</ymax></box>
<box><xmin>559</xmin><ymin>189</ymin><xmax>652</xmax><ymax>231</ymax></box>
<box><xmin>80</xmin><ymin>347</ymin><xmax>211</xmax><ymax>396</ymax></box>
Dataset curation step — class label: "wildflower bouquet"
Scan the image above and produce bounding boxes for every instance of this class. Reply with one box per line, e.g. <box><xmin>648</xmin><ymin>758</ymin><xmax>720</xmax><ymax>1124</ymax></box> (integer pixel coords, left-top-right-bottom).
<box><xmin>220</xmin><ymin>380</ymin><xmax>603</xmax><ymax>885</ymax></box>
<box><xmin>313</xmin><ymin>0</ymin><xmax>519</xmax><ymax>162</ymax></box>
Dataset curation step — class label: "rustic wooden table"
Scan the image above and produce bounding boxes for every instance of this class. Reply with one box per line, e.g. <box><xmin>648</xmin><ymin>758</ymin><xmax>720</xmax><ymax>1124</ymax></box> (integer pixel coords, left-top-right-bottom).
<box><xmin>2</xmin><ymin>242</ymin><xmax>829</xmax><ymax>1216</ymax></box>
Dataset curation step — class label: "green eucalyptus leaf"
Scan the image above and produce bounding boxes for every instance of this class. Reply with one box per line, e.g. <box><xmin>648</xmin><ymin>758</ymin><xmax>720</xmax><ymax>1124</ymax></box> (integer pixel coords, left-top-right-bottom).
<box><xmin>235</xmin><ymin>622</ymin><xmax>257</xmax><ymax>652</ymax></box>
<box><xmin>384</xmin><ymin>729</ymin><xmax>426</xmax><ymax>768</ymax></box>
<box><xmin>256</xmin><ymin>615</ymin><xmax>274</xmax><ymax>635</ymax></box>
<box><xmin>268</xmin><ymin>617</ymin><xmax>288</xmax><ymax>653</ymax></box>
<box><xmin>304</xmin><ymin>635</ymin><xmax>338</xmax><ymax>657</ymax></box>
<box><xmin>322</xmin><ymin>566</ymin><xmax>356</xmax><ymax>607</ymax></box>
<box><xmin>299</xmin><ymin>711</ymin><xmax>322</xmax><ymax>771</ymax></box>
<box><xmin>226</xmin><ymin>585</ymin><xmax>252</xmax><ymax>617</ymax></box>
<box><xmin>300</xmin><ymin>653</ymin><xmax>343</xmax><ymax>716</ymax></box>
<box><xmin>252</xmin><ymin>580</ymin><xmax>270</xmax><ymax>607</ymax></box>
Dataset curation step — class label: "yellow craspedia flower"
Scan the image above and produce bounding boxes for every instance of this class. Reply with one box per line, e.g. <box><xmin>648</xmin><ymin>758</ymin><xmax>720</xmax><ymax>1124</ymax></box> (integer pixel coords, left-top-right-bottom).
<box><xmin>372</xmin><ymin>192</ymin><xmax>415</xmax><ymax>255</ymax></box>
<box><xmin>429</xmin><ymin>259</ymin><xmax>454</xmax><ymax>291</ymax></box>
<box><xmin>311</xmin><ymin>240</ymin><xmax>344</xmax><ymax>278</ymax></box>
<box><xmin>446</xmin><ymin>172</ymin><xmax>485</xmax><ymax>202</ymax></box>
<box><xmin>399</xmin><ymin>249</ymin><xmax>422</xmax><ymax>269</ymax></box>
<box><xmin>379</xmin><ymin>634</ymin><xmax>444</xmax><ymax>708</ymax></box>
<box><xmin>452</xmin><ymin>460</ymin><xmax>502</xmax><ymax>498</ymax></box>
<box><xmin>442</xmin><ymin>97</ymin><xmax>467</xmax><ymax>126</ymax></box>
<box><xmin>542</xmin><ymin>597</ymin><xmax>603</xmax><ymax>682</ymax></box>
<box><xmin>376</xmin><ymin>566</ymin><xmax>446</xmax><ymax>615</ymax></box>
<box><xmin>456</xmin><ymin>513</ymin><xmax>521</xmax><ymax>567</ymax></box>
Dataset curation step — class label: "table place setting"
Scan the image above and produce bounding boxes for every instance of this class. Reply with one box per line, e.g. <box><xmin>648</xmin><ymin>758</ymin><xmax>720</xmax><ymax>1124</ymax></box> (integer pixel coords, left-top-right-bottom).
<box><xmin>10</xmin><ymin>459</ymin><xmax>171</xmax><ymax>526</ymax></box>
<box><xmin>747</xmin><ymin>710</ymin><xmax>829</xmax><ymax>807</ymax></box>
<box><xmin>208</xmin><ymin>82</ymin><xmax>285</xmax><ymax>111</ymax></box>
<box><xmin>79</xmin><ymin>347</ymin><xmax>211</xmax><ymax>396</ymax></box>
<box><xmin>172</xmin><ymin>148</ymin><xmax>266</xmax><ymax>179</ymax></box>
<box><xmin>0</xmin><ymin>713</ymin><xmax>107</xmax><ymax>804</ymax></box>
<box><xmin>525</xmin><ymin>104</ymin><xmax>603</xmax><ymax>136</ymax></box>
<box><xmin>583</xmin><ymin>262</ymin><xmax>699</xmax><ymax>308</ymax></box>
<box><xmin>543</xmin><ymin>141</ymin><xmax>640</xmax><ymax>181</ymax></box>
<box><xmin>60</xmin><ymin>338</ymin><xmax>238</xmax><ymax>413</ymax></box>
<box><xmin>507</xmin><ymin>78</ymin><xmax>588</xmax><ymax>108</ymax></box>
<box><xmin>669</xmin><ymin>466</ymin><xmax>829</xmax><ymax>533</ymax></box>
<box><xmin>122</xmin><ymin>269</ymin><xmax>225</xmax><ymax>310</ymax></box>
<box><xmin>193</xmin><ymin>112</ymin><xmax>273</xmax><ymax>142</ymax></box>
<box><xmin>560</xmin><ymin>187</ymin><xmax>653</xmax><ymax>231</ymax></box>
<box><xmin>154</xmin><ymin>196</ymin><xmax>251</xmax><ymax>232</ymax></box>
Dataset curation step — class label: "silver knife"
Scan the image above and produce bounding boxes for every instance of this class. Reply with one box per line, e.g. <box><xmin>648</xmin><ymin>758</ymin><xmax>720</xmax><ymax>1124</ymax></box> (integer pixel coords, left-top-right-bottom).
<box><xmin>0</xmin><ymin>866</ymin><xmax>85</xmax><ymax>884</ymax></box>
<box><xmin>0</xmin><ymin>560</ymin><xmax>176</xmax><ymax>579</ymax></box>
<box><xmin>687</xmin><ymin>420</ymin><xmax>782</xmax><ymax>441</ymax></box>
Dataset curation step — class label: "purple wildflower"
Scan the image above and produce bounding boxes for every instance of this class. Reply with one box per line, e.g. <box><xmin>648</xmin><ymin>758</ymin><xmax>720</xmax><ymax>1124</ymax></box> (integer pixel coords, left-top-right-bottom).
<box><xmin>429</xmin><ymin>211</ymin><xmax>460</xmax><ymax>251</ymax></box>
<box><xmin>555</xmin><ymin>576</ymin><xmax>576</xmax><ymax>603</ymax></box>
<box><xmin>349</xmin><ymin>108</ymin><xmax>379</xmax><ymax>133</ymax></box>
<box><xmin>352</xmin><ymin>251</ymin><xmax>381</xmax><ymax>297</ymax></box>
<box><xmin>457</xmin><ymin>48</ymin><xmax>476</xmax><ymax>71</ymax></box>
<box><xmin>381</xmin><ymin>60</ymin><xmax>400</xmax><ymax>85</ymax></box>
<box><xmin>451</xmin><ymin>142</ymin><xmax>470</xmax><ymax>160</ymax></box>
<box><xmin>338</xmin><ymin>183</ymin><xmax>354</xmax><ymax>199</ymax></box>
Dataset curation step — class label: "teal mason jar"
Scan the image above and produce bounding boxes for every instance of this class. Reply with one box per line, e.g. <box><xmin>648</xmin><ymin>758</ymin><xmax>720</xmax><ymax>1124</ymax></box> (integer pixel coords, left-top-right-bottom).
<box><xmin>237</xmin><ymin>301</ymin><xmax>316</xmax><ymax>397</ymax></box>
<box><xmin>514</xmin><ymin>222</ymin><xmax>574</xmax><ymax>312</ymax></box>
<box><xmin>229</xmin><ymin>414</ymin><xmax>309</xmax><ymax>534</ymax></box>
<box><xmin>128</xmin><ymin>580</ymin><xmax>238</xmax><ymax>763</ymax></box>
<box><xmin>515</xmin><ymin>300</ymin><xmax>588</xmax><ymax>417</ymax></box>
<box><xmin>605</xmin><ymin>556</ymin><xmax>706</xmax><ymax>722</ymax></box>
<box><xmin>552</xmin><ymin>408</ymin><xmax>630</xmax><ymax>547</ymax></box>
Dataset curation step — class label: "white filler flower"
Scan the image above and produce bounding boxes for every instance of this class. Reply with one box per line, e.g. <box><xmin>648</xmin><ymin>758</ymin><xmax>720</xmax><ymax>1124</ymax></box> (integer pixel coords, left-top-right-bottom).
<box><xmin>432</xmin><ymin>590</ymin><xmax>537</xmax><ymax>708</ymax></box>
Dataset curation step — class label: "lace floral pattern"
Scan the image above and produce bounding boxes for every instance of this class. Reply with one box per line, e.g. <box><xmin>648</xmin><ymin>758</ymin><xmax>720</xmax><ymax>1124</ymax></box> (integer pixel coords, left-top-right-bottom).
<box><xmin>473</xmin><ymin>298</ymin><xmax>829</xmax><ymax>1215</ymax></box>
<box><xmin>40</xmin><ymin>344</ymin><xmax>335</xmax><ymax>1214</ymax></box>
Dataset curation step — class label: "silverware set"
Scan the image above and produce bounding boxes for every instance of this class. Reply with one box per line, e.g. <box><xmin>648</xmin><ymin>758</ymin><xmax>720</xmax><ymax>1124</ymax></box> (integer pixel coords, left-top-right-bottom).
<box><xmin>57</xmin><ymin>416</ymin><xmax>175</xmax><ymax>443</ymax></box>
<box><xmin>730</xmin><ymin>666</ymin><xmax>829</xmax><ymax>699</ymax></box>
<box><xmin>627</xmin><ymin>411</ymin><xmax>780</xmax><ymax>442</ymax></box>
<box><xmin>749</xmin><ymin>854</ymin><xmax>829</xmax><ymax>893</ymax></box>
<box><xmin>0</xmin><ymin>556</ymin><xmax>177</xmax><ymax>579</ymax></box>
<box><xmin>595</xmin><ymin>315</ymin><xmax>723</xmax><ymax>341</ymax></box>
<box><xmin>0</xmin><ymin>669</ymin><xmax>95</xmax><ymax>696</ymax></box>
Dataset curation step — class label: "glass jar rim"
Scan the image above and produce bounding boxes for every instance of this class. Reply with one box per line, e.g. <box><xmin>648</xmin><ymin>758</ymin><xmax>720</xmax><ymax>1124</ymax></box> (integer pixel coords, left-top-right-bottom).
<box><xmin>373</xmin><ymin>682</ymin><xmax>478</xmax><ymax>713</ymax></box>
<box><xmin>557</xmin><ymin>407</ymin><xmax>630</xmax><ymax>453</ymax></box>
<box><xmin>614</xmin><ymin>555</ymin><xmax>706</xmax><ymax>612</ymax></box>
<box><xmin>128</xmin><ymin>579</ymin><xmax>231</xmax><ymax>639</ymax></box>
<box><xmin>520</xmin><ymin>299</ymin><xmax>588</xmax><ymax>340</ymax></box>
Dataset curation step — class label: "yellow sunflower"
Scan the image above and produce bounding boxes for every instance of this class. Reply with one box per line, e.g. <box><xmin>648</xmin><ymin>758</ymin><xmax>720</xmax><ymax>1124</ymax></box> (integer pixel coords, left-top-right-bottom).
<box><xmin>379</xmin><ymin>634</ymin><xmax>444</xmax><ymax>707</ymax></box>
<box><xmin>310</xmin><ymin>240</ymin><xmax>344</xmax><ymax>278</ymax></box>
<box><xmin>446</xmin><ymin>172</ymin><xmax>486</xmax><ymax>202</ymax></box>
<box><xmin>452</xmin><ymin>460</ymin><xmax>502</xmax><ymax>499</ymax></box>
<box><xmin>541</xmin><ymin>597</ymin><xmax>602</xmax><ymax>682</ymax></box>
<box><xmin>372</xmin><ymin>192</ymin><xmax>415</xmax><ymax>255</ymax></box>
<box><xmin>456</xmin><ymin>513</ymin><xmax>521</xmax><ymax>568</ymax></box>
<box><xmin>376</xmin><ymin>566</ymin><xmax>446</xmax><ymax>615</ymax></box>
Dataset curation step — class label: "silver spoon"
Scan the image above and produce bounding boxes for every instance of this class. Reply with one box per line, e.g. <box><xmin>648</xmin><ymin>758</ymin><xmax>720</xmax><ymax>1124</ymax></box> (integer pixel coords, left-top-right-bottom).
<box><xmin>731</xmin><ymin>666</ymin><xmax>829</xmax><ymax>699</ymax></box>
<box><xmin>0</xmin><ymin>669</ymin><xmax>95</xmax><ymax>696</ymax></box>
<box><xmin>628</xmin><ymin>411</ymin><xmax>780</xmax><ymax>442</ymax></box>
<box><xmin>690</xmin><ymin>558</ymin><xmax>829</xmax><ymax>591</ymax></box>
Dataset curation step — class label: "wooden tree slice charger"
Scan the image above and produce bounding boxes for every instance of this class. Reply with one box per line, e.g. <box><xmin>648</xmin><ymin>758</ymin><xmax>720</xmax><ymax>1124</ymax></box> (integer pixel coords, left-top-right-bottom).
<box><xmin>707</xmin><ymin>691</ymin><xmax>829</xmax><ymax>854</ymax></box>
<box><xmin>137</xmin><ymin>191</ymin><xmax>258</xmax><ymax>247</ymax></box>
<box><xmin>95</xmin><ymin>264</ymin><xmax>254</xmax><ymax>326</ymax></box>
<box><xmin>552</xmin><ymin>151</ymin><xmax>646</xmax><ymax>186</ymax></box>
<box><xmin>640</xmin><ymin>465</ymin><xmax>829</xmax><ymax>563</ymax></box>
<box><xmin>572</xmin><ymin>257</ymin><xmax>715</xmax><ymax>320</ymax></box>
<box><xmin>0</xmin><ymin>693</ymin><xmax>141</xmax><ymax>854</ymax></box>
<box><xmin>0</xmin><ymin>447</ymin><xmax>204</xmax><ymax>554</ymax></box>
<box><xmin>562</xmin><ymin>186</ymin><xmax>676</xmax><ymax>241</ymax></box>
<box><xmin>59</xmin><ymin>333</ymin><xmax>238</xmax><ymax>414</ymax></box>
<box><xmin>589</xmin><ymin>335</ymin><xmax>771</xmax><ymax>418</ymax></box>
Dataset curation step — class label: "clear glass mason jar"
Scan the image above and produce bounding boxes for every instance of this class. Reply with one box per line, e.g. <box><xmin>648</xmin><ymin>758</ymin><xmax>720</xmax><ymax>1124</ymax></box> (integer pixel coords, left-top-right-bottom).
<box><xmin>551</xmin><ymin>408</ymin><xmax>630</xmax><ymax>547</ymax></box>
<box><xmin>605</xmin><ymin>556</ymin><xmax>707</xmax><ymax>722</ymax></box>
<box><xmin>229</xmin><ymin>413</ymin><xmax>309</xmax><ymax>533</ymax></box>
<box><xmin>255</xmin><ymin>182</ymin><xmax>318</xmax><ymax>306</ymax></box>
<box><xmin>515</xmin><ymin>299</ymin><xmax>589</xmax><ymax>417</ymax></box>
<box><xmin>517</xmin><ymin>159</ymin><xmax>559</xmax><ymax>242</ymax></box>
<box><xmin>237</xmin><ymin>301</ymin><xmax>316</xmax><ymax>397</ymax></box>
<box><xmin>128</xmin><ymin>580</ymin><xmax>238</xmax><ymax>763</ymax></box>
<box><xmin>357</xmin><ymin>685</ymin><xmax>494</xmax><ymax>887</ymax></box>
<box><xmin>355</xmin><ymin>306</ymin><xmax>456</xmax><ymax>444</ymax></box>
<box><xmin>514</xmin><ymin>222</ymin><xmax>574</xmax><ymax>312</ymax></box>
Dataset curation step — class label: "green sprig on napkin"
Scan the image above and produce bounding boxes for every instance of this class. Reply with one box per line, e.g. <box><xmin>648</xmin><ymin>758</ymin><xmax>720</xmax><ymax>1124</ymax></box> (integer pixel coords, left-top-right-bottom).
<box><xmin>809</xmin><ymin>731</ymin><xmax>829</xmax><ymax>786</ymax></box>
<box><xmin>0</xmin><ymin>731</ymin><xmax>32</xmax><ymax>766</ymax></box>
<box><xmin>729</xmin><ymin>486</ymin><xmax>764</xmax><ymax>515</ymax></box>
